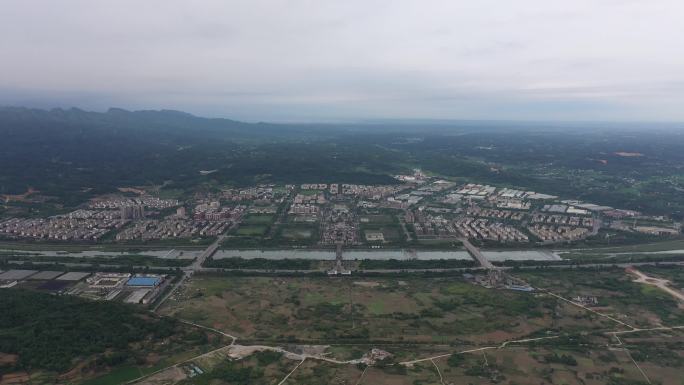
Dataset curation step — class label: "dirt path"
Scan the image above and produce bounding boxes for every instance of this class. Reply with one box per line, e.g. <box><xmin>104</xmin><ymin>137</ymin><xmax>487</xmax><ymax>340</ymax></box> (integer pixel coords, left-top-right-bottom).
<box><xmin>628</xmin><ymin>268</ymin><xmax>684</xmax><ymax>302</ymax></box>
<box><xmin>611</xmin><ymin>325</ymin><xmax>684</xmax><ymax>335</ymax></box>
<box><xmin>399</xmin><ymin>335</ymin><xmax>560</xmax><ymax>366</ymax></box>
<box><xmin>276</xmin><ymin>358</ymin><xmax>305</xmax><ymax>385</ymax></box>
<box><xmin>613</xmin><ymin>333</ymin><xmax>652</xmax><ymax>384</ymax></box>
<box><xmin>128</xmin><ymin>319</ymin><xmax>684</xmax><ymax>385</ymax></box>
<box><xmin>431</xmin><ymin>359</ymin><xmax>446</xmax><ymax>385</ymax></box>
<box><xmin>543</xmin><ymin>290</ymin><xmax>635</xmax><ymax>329</ymax></box>
<box><xmin>354</xmin><ymin>365</ymin><xmax>368</xmax><ymax>385</ymax></box>
<box><xmin>130</xmin><ymin>274</ymin><xmax>684</xmax><ymax>384</ymax></box>
<box><xmin>226</xmin><ymin>344</ymin><xmax>364</xmax><ymax>365</ymax></box>
<box><xmin>178</xmin><ymin>320</ymin><xmax>238</xmax><ymax>345</ymax></box>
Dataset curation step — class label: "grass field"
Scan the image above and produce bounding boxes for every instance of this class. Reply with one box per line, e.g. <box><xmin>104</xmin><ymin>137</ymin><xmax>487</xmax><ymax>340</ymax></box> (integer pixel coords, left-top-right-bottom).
<box><xmin>554</xmin><ymin>238</ymin><xmax>684</xmax><ymax>263</ymax></box>
<box><xmin>81</xmin><ymin>366</ymin><xmax>142</xmax><ymax>385</ymax></box>
<box><xmin>12</xmin><ymin>268</ymin><xmax>681</xmax><ymax>385</ymax></box>
<box><xmin>235</xmin><ymin>225</ymin><xmax>268</xmax><ymax>236</ymax></box>
<box><xmin>280</xmin><ymin>226</ymin><xmax>314</xmax><ymax>239</ymax></box>
<box><xmin>360</xmin><ymin>214</ymin><xmax>396</xmax><ymax>224</ymax></box>
<box><xmin>360</xmin><ymin>214</ymin><xmax>404</xmax><ymax>243</ymax></box>
<box><xmin>161</xmin><ymin>275</ymin><xmax>556</xmax><ymax>344</ymax></box>
<box><xmin>517</xmin><ymin>268</ymin><xmax>684</xmax><ymax>327</ymax></box>
<box><xmin>566</xmin><ymin>238</ymin><xmax>684</xmax><ymax>254</ymax></box>
<box><xmin>154</xmin><ymin>268</ymin><xmax>684</xmax><ymax>385</ymax></box>
<box><xmin>242</xmin><ymin>214</ymin><xmax>275</xmax><ymax>225</ymax></box>
<box><xmin>415</xmin><ymin>238</ymin><xmax>464</xmax><ymax>248</ymax></box>
<box><xmin>638</xmin><ymin>265</ymin><xmax>684</xmax><ymax>286</ymax></box>
<box><xmin>163</xmin><ymin>270</ymin><xmax>684</xmax><ymax>337</ymax></box>
<box><xmin>0</xmin><ymin>242</ymin><xmax>205</xmax><ymax>252</ymax></box>
<box><xmin>14</xmin><ymin>318</ymin><xmax>228</xmax><ymax>385</ymax></box>
<box><xmin>361</xmin><ymin>224</ymin><xmax>404</xmax><ymax>243</ymax></box>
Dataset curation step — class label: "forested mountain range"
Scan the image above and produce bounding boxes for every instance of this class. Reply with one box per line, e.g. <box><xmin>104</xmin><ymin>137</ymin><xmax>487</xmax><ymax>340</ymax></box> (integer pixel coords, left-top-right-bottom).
<box><xmin>2</xmin><ymin>106</ymin><xmax>684</xmax><ymax>215</ymax></box>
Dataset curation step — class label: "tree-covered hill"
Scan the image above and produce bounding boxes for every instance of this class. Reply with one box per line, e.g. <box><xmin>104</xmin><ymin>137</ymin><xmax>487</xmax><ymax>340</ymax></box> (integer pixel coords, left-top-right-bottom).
<box><xmin>0</xmin><ymin>107</ymin><xmax>398</xmax><ymax>203</ymax></box>
<box><xmin>2</xmin><ymin>106</ymin><xmax>684</xmax><ymax>215</ymax></box>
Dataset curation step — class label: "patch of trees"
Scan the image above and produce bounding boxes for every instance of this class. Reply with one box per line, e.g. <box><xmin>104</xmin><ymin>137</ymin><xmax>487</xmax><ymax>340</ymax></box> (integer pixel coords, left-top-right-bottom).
<box><xmin>204</xmin><ymin>257</ymin><xmax>314</xmax><ymax>270</ymax></box>
<box><xmin>607</xmin><ymin>376</ymin><xmax>651</xmax><ymax>385</ymax></box>
<box><xmin>297</xmin><ymin>302</ymin><xmax>345</xmax><ymax>320</ymax></box>
<box><xmin>254</xmin><ymin>351</ymin><xmax>283</xmax><ymax>366</ymax></box>
<box><xmin>3</xmin><ymin>254</ymin><xmax>192</xmax><ymax>267</ymax></box>
<box><xmin>447</xmin><ymin>354</ymin><xmax>465</xmax><ymax>367</ymax></box>
<box><xmin>0</xmin><ymin>289</ymin><xmax>177</xmax><ymax>372</ymax></box>
<box><xmin>630</xmin><ymin>343</ymin><xmax>683</xmax><ymax>367</ymax></box>
<box><xmin>544</xmin><ymin>353</ymin><xmax>578</xmax><ymax>366</ymax></box>
<box><xmin>181</xmin><ymin>362</ymin><xmax>264</xmax><ymax>385</ymax></box>
<box><xmin>358</xmin><ymin>258</ymin><xmax>476</xmax><ymax>270</ymax></box>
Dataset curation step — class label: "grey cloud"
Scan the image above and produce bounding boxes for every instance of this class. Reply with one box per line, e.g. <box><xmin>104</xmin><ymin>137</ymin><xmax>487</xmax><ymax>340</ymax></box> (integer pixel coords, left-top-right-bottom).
<box><xmin>0</xmin><ymin>0</ymin><xmax>683</xmax><ymax>122</ymax></box>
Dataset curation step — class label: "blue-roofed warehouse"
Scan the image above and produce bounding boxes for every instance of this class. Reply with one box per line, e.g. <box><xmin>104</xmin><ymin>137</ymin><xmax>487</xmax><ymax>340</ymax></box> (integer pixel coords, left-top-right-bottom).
<box><xmin>126</xmin><ymin>276</ymin><xmax>162</xmax><ymax>287</ymax></box>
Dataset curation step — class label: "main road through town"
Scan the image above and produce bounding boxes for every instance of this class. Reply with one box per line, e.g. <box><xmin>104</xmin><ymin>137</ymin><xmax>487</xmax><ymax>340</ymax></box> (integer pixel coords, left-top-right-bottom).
<box><xmin>152</xmin><ymin>230</ymin><xmax>229</xmax><ymax>312</ymax></box>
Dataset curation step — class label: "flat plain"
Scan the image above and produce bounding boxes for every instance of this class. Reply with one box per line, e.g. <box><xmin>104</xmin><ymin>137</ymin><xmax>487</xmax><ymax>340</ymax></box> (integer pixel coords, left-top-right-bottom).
<box><xmin>154</xmin><ymin>268</ymin><xmax>684</xmax><ymax>385</ymax></box>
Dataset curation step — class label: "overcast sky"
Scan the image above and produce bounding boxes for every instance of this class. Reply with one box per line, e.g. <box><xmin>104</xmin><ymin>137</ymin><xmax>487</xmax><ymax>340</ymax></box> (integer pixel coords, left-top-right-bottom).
<box><xmin>1</xmin><ymin>0</ymin><xmax>683</xmax><ymax>122</ymax></box>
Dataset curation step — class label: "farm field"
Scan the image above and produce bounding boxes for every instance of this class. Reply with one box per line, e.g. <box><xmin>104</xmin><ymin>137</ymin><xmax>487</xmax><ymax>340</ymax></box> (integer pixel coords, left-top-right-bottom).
<box><xmin>517</xmin><ymin>268</ymin><xmax>684</xmax><ymax>327</ymax></box>
<box><xmin>153</xmin><ymin>268</ymin><xmax>684</xmax><ymax>385</ymax></box>
<box><xmin>160</xmin><ymin>275</ymin><xmax>557</xmax><ymax>345</ymax></box>
<box><xmin>5</xmin><ymin>267</ymin><xmax>683</xmax><ymax>385</ymax></box>
<box><xmin>160</xmin><ymin>267</ymin><xmax>684</xmax><ymax>345</ymax></box>
<box><xmin>174</xmin><ymin>335</ymin><xmax>683</xmax><ymax>385</ymax></box>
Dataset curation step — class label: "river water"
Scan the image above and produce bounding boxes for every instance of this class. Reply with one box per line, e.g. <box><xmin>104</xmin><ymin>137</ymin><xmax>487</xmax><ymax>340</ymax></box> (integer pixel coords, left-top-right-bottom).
<box><xmin>0</xmin><ymin>249</ymin><xmax>201</xmax><ymax>259</ymax></box>
<box><xmin>1</xmin><ymin>248</ymin><xmax>562</xmax><ymax>261</ymax></box>
<box><xmin>212</xmin><ymin>249</ymin><xmax>561</xmax><ymax>261</ymax></box>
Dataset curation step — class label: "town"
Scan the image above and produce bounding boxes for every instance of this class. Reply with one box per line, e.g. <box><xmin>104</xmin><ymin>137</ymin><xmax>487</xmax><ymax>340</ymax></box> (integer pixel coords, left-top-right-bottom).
<box><xmin>0</xmin><ymin>170</ymin><xmax>679</xmax><ymax>249</ymax></box>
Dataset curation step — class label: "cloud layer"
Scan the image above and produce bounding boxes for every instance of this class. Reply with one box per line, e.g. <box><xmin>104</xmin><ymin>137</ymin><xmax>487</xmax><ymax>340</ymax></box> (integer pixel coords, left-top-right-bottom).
<box><xmin>1</xmin><ymin>0</ymin><xmax>683</xmax><ymax>121</ymax></box>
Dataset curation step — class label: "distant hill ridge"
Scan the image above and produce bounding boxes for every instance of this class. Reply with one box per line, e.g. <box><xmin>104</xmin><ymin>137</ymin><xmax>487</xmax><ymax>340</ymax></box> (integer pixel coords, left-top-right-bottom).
<box><xmin>0</xmin><ymin>106</ymin><xmax>374</xmax><ymax>201</ymax></box>
<box><xmin>0</xmin><ymin>106</ymin><xmax>272</xmax><ymax>139</ymax></box>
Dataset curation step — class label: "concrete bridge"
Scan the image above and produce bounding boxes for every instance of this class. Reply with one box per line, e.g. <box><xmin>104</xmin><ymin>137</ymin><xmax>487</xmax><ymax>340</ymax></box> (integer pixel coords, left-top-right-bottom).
<box><xmin>458</xmin><ymin>237</ymin><xmax>495</xmax><ymax>269</ymax></box>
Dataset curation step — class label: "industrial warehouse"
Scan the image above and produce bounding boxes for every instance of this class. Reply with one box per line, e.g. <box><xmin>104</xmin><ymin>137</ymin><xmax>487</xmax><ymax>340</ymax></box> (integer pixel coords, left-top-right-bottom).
<box><xmin>0</xmin><ymin>269</ymin><xmax>170</xmax><ymax>305</ymax></box>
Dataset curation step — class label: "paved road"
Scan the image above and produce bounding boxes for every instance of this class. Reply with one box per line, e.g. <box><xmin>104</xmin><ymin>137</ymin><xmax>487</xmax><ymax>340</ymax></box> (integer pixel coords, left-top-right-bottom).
<box><xmin>186</xmin><ymin>217</ymin><xmax>243</xmax><ymax>272</ymax></box>
<box><xmin>265</xmin><ymin>190</ymin><xmax>293</xmax><ymax>238</ymax></box>
<box><xmin>398</xmin><ymin>213</ymin><xmax>413</xmax><ymax>242</ymax></box>
<box><xmin>186</xmin><ymin>233</ymin><xmax>227</xmax><ymax>272</ymax></box>
<box><xmin>153</xmin><ymin>231</ymin><xmax>229</xmax><ymax>312</ymax></box>
<box><xmin>194</xmin><ymin>260</ymin><xmax>684</xmax><ymax>275</ymax></box>
<box><xmin>329</xmin><ymin>242</ymin><xmax>351</xmax><ymax>274</ymax></box>
<box><xmin>151</xmin><ymin>273</ymin><xmax>187</xmax><ymax>312</ymax></box>
<box><xmin>459</xmin><ymin>237</ymin><xmax>495</xmax><ymax>269</ymax></box>
<box><xmin>591</xmin><ymin>213</ymin><xmax>602</xmax><ymax>235</ymax></box>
